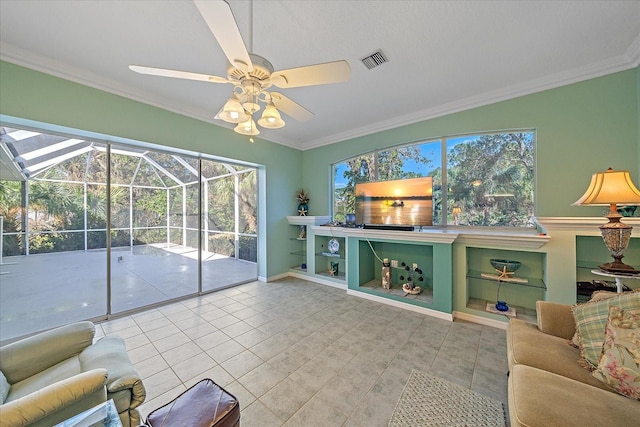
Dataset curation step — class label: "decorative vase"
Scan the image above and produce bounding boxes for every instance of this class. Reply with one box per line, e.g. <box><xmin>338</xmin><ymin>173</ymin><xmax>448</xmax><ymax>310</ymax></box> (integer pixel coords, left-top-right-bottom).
<box><xmin>329</xmin><ymin>261</ymin><xmax>339</xmax><ymax>276</ymax></box>
<box><xmin>495</xmin><ymin>301</ymin><xmax>509</xmax><ymax>312</ymax></box>
<box><xmin>382</xmin><ymin>258</ymin><xmax>391</xmax><ymax>289</ymax></box>
<box><xmin>297</xmin><ymin>203</ymin><xmax>308</xmax><ymax>216</ymax></box>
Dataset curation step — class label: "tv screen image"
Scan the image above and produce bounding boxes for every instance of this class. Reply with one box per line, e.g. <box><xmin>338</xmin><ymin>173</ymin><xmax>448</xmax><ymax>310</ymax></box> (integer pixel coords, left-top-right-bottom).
<box><xmin>355</xmin><ymin>177</ymin><xmax>433</xmax><ymax>226</ymax></box>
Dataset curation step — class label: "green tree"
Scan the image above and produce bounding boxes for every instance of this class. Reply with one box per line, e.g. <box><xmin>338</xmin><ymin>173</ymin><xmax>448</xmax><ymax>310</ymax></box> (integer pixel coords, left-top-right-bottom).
<box><xmin>447</xmin><ymin>133</ymin><xmax>534</xmax><ymax>226</ymax></box>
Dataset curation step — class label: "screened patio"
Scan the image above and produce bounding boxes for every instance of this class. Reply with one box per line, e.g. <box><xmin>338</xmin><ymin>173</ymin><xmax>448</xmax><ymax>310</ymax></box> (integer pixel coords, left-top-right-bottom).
<box><xmin>0</xmin><ymin>126</ymin><xmax>258</xmax><ymax>343</ymax></box>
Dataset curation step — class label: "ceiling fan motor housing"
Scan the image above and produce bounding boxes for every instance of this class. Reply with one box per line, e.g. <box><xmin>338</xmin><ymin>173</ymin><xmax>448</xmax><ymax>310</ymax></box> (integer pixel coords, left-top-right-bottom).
<box><xmin>227</xmin><ymin>53</ymin><xmax>274</xmax><ymax>82</ymax></box>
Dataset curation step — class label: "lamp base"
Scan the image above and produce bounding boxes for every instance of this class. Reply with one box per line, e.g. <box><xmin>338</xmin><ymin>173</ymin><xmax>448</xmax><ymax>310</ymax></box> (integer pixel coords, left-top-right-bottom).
<box><xmin>599</xmin><ymin>260</ymin><xmax>640</xmax><ymax>275</ymax></box>
<box><xmin>598</xmin><ymin>211</ymin><xmax>639</xmax><ymax>274</ymax></box>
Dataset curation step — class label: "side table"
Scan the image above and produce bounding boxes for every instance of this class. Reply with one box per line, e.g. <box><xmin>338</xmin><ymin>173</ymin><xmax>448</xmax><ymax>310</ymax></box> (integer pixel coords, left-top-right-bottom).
<box><xmin>54</xmin><ymin>399</ymin><xmax>121</xmax><ymax>427</ymax></box>
<box><xmin>591</xmin><ymin>269</ymin><xmax>640</xmax><ymax>293</ymax></box>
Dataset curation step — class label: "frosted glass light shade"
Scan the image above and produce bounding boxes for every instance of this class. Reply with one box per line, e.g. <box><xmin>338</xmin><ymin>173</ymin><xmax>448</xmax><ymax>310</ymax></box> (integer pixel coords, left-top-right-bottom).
<box><xmin>234</xmin><ymin>118</ymin><xmax>260</xmax><ymax>136</ymax></box>
<box><xmin>258</xmin><ymin>104</ymin><xmax>285</xmax><ymax>129</ymax></box>
<box><xmin>219</xmin><ymin>98</ymin><xmax>249</xmax><ymax>124</ymax></box>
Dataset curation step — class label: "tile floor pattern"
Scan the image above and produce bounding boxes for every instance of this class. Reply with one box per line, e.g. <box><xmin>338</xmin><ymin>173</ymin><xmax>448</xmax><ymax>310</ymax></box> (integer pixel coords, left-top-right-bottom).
<box><xmin>95</xmin><ymin>277</ymin><xmax>510</xmax><ymax>427</ymax></box>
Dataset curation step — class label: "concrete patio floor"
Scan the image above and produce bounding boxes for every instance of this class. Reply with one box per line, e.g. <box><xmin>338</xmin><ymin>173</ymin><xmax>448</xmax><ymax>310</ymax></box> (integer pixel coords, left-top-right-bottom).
<box><xmin>0</xmin><ymin>244</ymin><xmax>257</xmax><ymax>342</ymax></box>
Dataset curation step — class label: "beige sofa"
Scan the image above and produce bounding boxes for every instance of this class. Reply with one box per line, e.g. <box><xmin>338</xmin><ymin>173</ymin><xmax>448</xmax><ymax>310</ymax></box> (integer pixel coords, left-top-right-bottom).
<box><xmin>0</xmin><ymin>321</ymin><xmax>145</xmax><ymax>427</ymax></box>
<box><xmin>506</xmin><ymin>300</ymin><xmax>640</xmax><ymax>426</ymax></box>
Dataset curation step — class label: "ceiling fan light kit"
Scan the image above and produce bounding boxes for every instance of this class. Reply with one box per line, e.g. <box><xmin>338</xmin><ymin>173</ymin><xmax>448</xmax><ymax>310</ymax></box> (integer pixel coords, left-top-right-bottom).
<box><xmin>129</xmin><ymin>0</ymin><xmax>350</xmax><ymax>142</ymax></box>
<box><xmin>258</xmin><ymin>104</ymin><xmax>285</xmax><ymax>129</ymax></box>
<box><xmin>234</xmin><ymin>118</ymin><xmax>260</xmax><ymax>136</ymax></box>
<box><xmin>218</xmin><ymin>97</ymin><xmax>249</xmax><ymax>123</ymax></box>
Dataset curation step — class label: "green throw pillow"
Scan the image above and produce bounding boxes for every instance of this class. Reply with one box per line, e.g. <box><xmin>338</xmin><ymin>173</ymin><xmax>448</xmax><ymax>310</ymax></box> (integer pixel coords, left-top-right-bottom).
<box><xmin>572</xmin><ymin>292</ymin><xmax>640</xmax><ymax>369</ymax></box>
<box><xmin>0</xmin><ymin>369</ymin><xmax>10</xmax><ymax>403</ymax></box>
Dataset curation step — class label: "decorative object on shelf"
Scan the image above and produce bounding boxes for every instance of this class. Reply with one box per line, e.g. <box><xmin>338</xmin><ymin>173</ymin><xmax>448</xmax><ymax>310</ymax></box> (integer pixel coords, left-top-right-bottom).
<box><xmin>402</xmin><ymin>282</ymin><xmax>422</xmax><ymax>295</ymax></box>
<box><xmin>572</xmin><ymin>168</ymin><xmax>640</xmax><ymax>274</ymax></box>
<box><xmin>399</xmin><ymin>261</ymin><xmax>424</xmax><ymax>295</ymax></box>
<box><xmin>382</xmin><ymin>258</ymin><xmax>391</xmax><ymax>289</ymax></box>
<box><xmin>296</xmin><ymin>189</ymin><xmax>309</xmax><ymax>216</ymax></box>
<box><xmin>328</xmin><ymin>237</ymin><xmax>340</xmax><ymax>254</ymax></box>
<box><xmin>329</xmin><ymin>261</ymin><xmax>339</xmax><ymax>276</ymax></box>
<box><xmin>618</xmin><ymin>206</ymin><xmax>637</xmax><ymax>217</ymax></box>
<box><xmin>485</xmin><ymin>301</ymin><xmax>516</xmax><ymax>317</ymax></box>
<box><xmin>481</xmin><ymin>259</ymin><xmax>524</xmax><ymax>316</ymax></box>
<box><xmin>495</xmin><ymin>300</ymin><xmax>509</xmax><ymax>311</ymax></box>
<box><xmin>481</xmin><ymin>258</ymin><xmax>528</xmax><ymax>284</ymax></box>
<box><xmin>489</xmin><ymin>259</ymin><xmax>521</xmax><ymax>279</ymax></box>
<box><xmin>298</xmin><ymin>225</ymin><xmax>306</xmax><ymax>239</ymax></box>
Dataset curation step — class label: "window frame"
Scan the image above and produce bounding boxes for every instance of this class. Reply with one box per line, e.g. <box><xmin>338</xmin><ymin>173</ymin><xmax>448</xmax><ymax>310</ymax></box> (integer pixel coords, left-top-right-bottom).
<box><xmin>331</xmin><ymin>129</ymin><xmax>536</xmax><ymax>229</ymax></box>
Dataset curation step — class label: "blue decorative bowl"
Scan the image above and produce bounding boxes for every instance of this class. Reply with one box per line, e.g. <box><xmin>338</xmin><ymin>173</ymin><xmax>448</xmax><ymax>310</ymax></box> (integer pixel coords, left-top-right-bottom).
<box><xmin>490</xmin><ymin>259</ymin><xmax>521</xmax><ymax>273</ymax></box>
<box><xmin>495</xmin><ymin>301</ymin><xmax>510</xmax><ymax>312</ymax></box>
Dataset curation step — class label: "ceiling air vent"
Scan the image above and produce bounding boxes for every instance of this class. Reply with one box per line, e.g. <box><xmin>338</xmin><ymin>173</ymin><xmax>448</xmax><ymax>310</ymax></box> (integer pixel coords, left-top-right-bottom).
<box><xmin>361</xmin><ymin>50</ymin><xmax>388</xmax><ymax>70</ymax></box>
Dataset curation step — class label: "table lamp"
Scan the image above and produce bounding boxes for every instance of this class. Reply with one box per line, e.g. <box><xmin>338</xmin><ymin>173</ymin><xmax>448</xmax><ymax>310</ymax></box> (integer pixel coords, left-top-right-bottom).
<box><xmin>452</xmin><ymin>206</ymin><xmax>462</xmax><ymax>225</ymax></box>
<box><xmin>572</xmin><ymin>168</ymin><xmax>640</xmax><ymax>274</ymax></box>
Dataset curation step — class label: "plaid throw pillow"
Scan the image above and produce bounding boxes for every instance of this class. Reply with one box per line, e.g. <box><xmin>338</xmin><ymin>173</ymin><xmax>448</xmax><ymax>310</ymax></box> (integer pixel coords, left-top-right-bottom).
<box><xmin>572</xmin><ymin>292</ymin><xmax>640</xmax><ymax>369</ymax></box>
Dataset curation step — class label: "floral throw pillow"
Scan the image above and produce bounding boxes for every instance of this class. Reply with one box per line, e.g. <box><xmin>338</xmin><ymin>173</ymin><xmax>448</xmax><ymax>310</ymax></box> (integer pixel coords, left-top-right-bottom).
<box><xmin>592</xmin><ymin>305</ymin><xmax>640</xmax><ymax>400</ymax></box>
<box><xmin>572</xmin><ymin>292</ymin><xmax>640</xmax><ymax>368</ymax></box>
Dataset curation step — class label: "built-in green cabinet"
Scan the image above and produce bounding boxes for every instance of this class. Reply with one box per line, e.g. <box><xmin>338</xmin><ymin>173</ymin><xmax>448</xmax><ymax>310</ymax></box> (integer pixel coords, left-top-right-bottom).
<box><xmin>286</xmin><ymin>216</ymin><xmax>347</xmax><ymax>288</ymax></box>
<box><xmin>344</xmin><ymin>229</ymin><xmax>457</xmax><ymax>318</ymax></box>
<box><xmin>464</xmin><ymin>247</ymin><xmax>546</xmax><ymax>324</ymax></box>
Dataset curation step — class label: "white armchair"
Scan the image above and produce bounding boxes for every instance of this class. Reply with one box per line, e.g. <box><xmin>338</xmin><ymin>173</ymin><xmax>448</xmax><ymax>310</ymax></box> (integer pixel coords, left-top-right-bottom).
<box><xmin>0</xmin><ymin>321</ymin><xmax>145</xmax><ymax>427</ymax></box>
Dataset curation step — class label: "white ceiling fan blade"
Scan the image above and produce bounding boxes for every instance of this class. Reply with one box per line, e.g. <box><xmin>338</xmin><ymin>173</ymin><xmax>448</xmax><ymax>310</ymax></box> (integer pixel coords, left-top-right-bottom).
<box><xmin>271</xmin><ymin>60</ymin><xmax>351</xmax><ymax>88</ymax></box>
<box><xmin>193</xmin><ymin>0</ymin><xmax>253</xmax><ymax>72</ymax></box>
<box><xmin>270</xmin><ymin>92</ymin><xmax>314</xmax><ymax>122</ymax></box>
<box><xmin>213</xmin><ymin>105</ymin><xmax>225</xmax><ymax>120</ymax></box>
<box><xmin>129</xmin><ymin>65</ymin><xmax>231</xmax><ymax>84</ymax></box>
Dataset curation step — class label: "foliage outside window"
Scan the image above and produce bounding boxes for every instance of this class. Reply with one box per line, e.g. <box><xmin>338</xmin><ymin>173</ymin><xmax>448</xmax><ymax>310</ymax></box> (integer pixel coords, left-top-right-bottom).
<box><xmin>333</xmin><ymin>131</ymin><xmax>535</xmax><ymax>228</ymax></box>
<box><xmin>0</xmin><ymin>127</ymin><xmax>258</xmax><ymax>261</ymax></box>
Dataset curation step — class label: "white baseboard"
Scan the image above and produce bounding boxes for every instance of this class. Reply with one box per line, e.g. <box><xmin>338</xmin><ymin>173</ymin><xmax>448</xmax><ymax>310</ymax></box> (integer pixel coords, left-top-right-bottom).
<box><xmin>452</xmin><ymin>310</ymin><xmax>508</xmax><ymax>330</ymax></box>
<box><xmin>280</xmin><ymin>272</ymin><xmax>509</xmax><ymax>329</ymax></box>
<box><xmin>346</xmin><ymin>289</ymin><xmax>453</xmax><ymax>322</ymax></box>
<box><xmin>286</xmin><ymin>271</ymin><xmax>348</xmax><ymax>290</ymax></box>
<box><xmin>264</xmin><ymin>272</ymin><xmax>288</xmax><ymax>282</ymax></box>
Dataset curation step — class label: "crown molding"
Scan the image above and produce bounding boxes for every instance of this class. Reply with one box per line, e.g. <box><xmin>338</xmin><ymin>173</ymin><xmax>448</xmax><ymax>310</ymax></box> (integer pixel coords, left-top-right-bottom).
<box><xmin>2</xmin><ymin>38</ymin><xmax>638</xmax><ymax>152</ymax></box>
<box><xmin>625</xmin><ymin>33</ymin><xmax>640</xmax><ymax>67</ymax></box>
<box><xmin>0</xmin><ymin>44</ymin><xmax>302</xmax><ymax>150</ymax></box>
<box><xmin>300</xmin><ymin>53</ymin><xmax>639</xmax><ymax>150</ymax></box>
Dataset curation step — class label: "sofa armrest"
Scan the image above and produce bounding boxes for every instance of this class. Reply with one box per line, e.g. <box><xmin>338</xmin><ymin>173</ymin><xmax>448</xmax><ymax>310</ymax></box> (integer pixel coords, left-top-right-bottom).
<box><xmin>536</xmin><ymin>301</ymin><xmax>575</xmax><ymax>339</ymax></box>
<box><xmin>0</xmin><ymin>321</ymin><xmax>96</xmax><ymax>384</ymax></box>
<box><xmin>80</xmin><ymin>336</ymin><xmax>146</xmax><ymax>410</ymax></box>
<box><xmin>0</xmin><ymin>369</ymin><xmax>107</xmax><ymax>427</ymax></box>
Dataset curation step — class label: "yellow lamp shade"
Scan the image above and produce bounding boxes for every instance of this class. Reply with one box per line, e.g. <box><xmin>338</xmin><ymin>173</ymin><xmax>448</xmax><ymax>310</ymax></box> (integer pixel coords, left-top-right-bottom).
<box><xmin>573</xmin><ymin>168</ymin><xmax>640</xmax><ymax>206</ymax></box>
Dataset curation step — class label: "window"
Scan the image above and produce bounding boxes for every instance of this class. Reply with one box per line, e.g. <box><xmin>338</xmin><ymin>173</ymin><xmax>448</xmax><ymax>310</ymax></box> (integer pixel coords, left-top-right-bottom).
<box><xmin>333</xmin><ymin>131</ymin><xmax>535</xmax><ymax>228</ymax></box>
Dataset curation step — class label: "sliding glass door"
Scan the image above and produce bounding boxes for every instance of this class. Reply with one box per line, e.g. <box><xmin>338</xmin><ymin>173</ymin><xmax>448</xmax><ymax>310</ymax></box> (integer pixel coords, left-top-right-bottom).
<box><xmin>0</xmin><ymin>125</ymin><xmax>259</xmax><ymax>342</ymax></box>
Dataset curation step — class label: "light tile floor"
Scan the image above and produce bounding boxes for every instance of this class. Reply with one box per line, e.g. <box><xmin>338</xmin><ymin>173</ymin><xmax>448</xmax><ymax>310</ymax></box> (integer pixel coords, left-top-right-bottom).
<box><xmin>95</xmin><ymin>277</ymin><xmax>510</xmax><ymax>426</ymax></box>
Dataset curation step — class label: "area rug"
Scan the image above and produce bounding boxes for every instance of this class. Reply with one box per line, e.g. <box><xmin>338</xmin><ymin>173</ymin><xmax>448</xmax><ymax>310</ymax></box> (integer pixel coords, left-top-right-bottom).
<box><xmin>388</xmin><ymin>370</ymin><xmax>506</xmax><ymax>427</ymax></box>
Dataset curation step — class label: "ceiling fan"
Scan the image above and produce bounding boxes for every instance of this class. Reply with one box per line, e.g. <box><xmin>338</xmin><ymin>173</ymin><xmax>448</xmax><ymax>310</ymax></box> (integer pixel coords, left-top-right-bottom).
<box><xmin>129</xmin><ymin>0</ymin><xmax>351</xmax><ymax>141</ymax></box>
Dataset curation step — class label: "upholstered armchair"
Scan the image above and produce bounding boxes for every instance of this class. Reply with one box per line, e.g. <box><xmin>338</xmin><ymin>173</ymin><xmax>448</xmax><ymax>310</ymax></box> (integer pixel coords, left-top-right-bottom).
<box><xmin>0</xmin><ymin>321</ymin><xmax>145</xmax><ymax>427</ymax></box>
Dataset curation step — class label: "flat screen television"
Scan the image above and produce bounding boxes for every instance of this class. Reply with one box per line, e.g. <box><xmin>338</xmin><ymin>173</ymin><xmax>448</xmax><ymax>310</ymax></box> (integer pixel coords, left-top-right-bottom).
<box><xmin>355</xmin><ymin>177</ymin><xmax>433</xmax><ymax>227</ymax></box>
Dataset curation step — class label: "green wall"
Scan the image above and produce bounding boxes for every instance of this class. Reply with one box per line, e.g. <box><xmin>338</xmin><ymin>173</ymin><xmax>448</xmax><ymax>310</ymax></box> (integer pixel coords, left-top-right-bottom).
<box><xmin>302</xmin><ymin>68</ymin><xmax>639</xmax><ymax>219</ymax></box>
<box><xmin>1</xmin><ymin>60</ymin><xmax>639</xmax><ymax>283</ymax></box>
<box><xmin>0</xmin><ymin>61</ymin><xmax>303</xmax><ymax>279</ymax></box>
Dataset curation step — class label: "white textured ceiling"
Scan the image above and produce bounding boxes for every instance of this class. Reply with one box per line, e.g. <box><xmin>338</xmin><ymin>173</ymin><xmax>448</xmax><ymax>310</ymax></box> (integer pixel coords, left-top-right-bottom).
<box><xmin>1</xmin><ymin>0</ymin><xmax>639</xmax><ymax>150</ymax></box>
